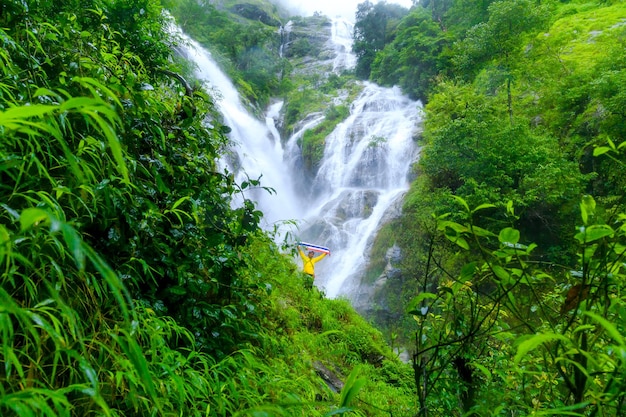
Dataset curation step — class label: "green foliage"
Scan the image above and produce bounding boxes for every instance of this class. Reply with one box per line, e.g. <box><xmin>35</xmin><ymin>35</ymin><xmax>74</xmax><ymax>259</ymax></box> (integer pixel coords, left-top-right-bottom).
<box><xmin>337</xmin><ymin>366</ymin><xmax>366</xmax><ymax>411</ymax></box>
<box><xmin>245</xmin><ymin>239</ymin><xmax>417</xmax><ymax>416</ymax></box>
<box><xmin>357</xmin><ymin>2</ymin><xmax>626</xmax><ymax>414</ymax></box>
<box><xmin>397</xmin><ymin>193</ymin><xmax>625</xmax><ymax>415</ymax></box>
<box><xmin>370</xmin><ymin>7</ymin><xmax>453</xmax><ymax>102</ymax></box>
<box><xmin>283</xmin><ymin>74</ymin><xmax>360</xmax><ymax>139</ymax></box>
<box><xmin>525</xmin><ymin>5</ymin><xmax>626</xmax><ymax>198</ymax></box>
<box><xmin>1</xmin><ymin>0</ymin><xmax>268</xmax><ymax>413</ymax></box>
<box><xmin>300</xmin><ymin>105</ymin><xmax>349</xmax><ymax>172</ymax></box>
<box><xmin>288</xmin><ymin>37</ymin><xmax>320</xmax><ymax>58</ymax></box>
<box><xmin>419</xmin><ymin>81</ymin><xmax>586</xmax><ymax>251</ymax></box>
<box><xmin>452</xmin><ymin>0</ymin><xmax>550</xmax><ymax>77</ymax></box>
<box><xmin>353</xmin><ymin>0</ymin><xmax>410</xmax><ymax>79</ymax></box>
<box><xmin>0</xmin><ymin>1</ymin><xmax>430</xmax><ymax>416</ymax></box>
<box><xmin>0</xmin><ymin>1</ymin><xmax>315</xmax><ymax>415</ymax></box>
<box><xmin>169</xmin><ymin>0</ymin><xmax>286</xmax><ymax>107</ymax></box>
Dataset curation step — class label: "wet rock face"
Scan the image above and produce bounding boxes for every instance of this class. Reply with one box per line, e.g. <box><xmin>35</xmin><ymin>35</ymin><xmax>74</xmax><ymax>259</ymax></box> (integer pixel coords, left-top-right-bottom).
<box><xmin>280</xmin><ymin>16</ymin><xmax>334</xmax><ymax>72</ymax></box>
<box><xmin>324</xmin><ymin>189</ymin><xmax>379</xmax><ymax>221</ymax></box>
<box><xmin>229</xmin><ymin>4</ymin><xmax>281</xmax><ymax>26</ymax></box>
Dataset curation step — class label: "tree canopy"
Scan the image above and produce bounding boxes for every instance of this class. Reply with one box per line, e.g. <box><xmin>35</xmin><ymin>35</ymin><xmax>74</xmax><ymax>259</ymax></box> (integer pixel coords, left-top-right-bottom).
<box><xmin>0</xmin><ymin>0</ymin><xmax>416</xmax><ymax>415</ymax></box>
<box><xmin>359</xmin><ymin>0</ymin><xmax>626</xmax><ymax>414</ymax></box>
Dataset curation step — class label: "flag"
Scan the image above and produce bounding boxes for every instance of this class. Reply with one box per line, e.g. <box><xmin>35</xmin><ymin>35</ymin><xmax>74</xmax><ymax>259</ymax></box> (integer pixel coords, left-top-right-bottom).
<box><xmin>298</xmin><ymin>241</ymin><xmax>331</xmax><ymax>255</ymax></box>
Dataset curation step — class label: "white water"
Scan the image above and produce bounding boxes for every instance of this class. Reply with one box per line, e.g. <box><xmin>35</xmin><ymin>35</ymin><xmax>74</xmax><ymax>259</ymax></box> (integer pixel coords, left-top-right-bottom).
<box><xmin>173</xmin><ymin>31</ymin><xmax>302</xmax><ymax>228</ymax></box>
<box><xmin>174</xmin><ymin>17</ymin><xmax>422</xmax><ymax>300</ymax></box>
<box><xmin>294</xmin><ymin>81</ymin><xmax>421</xmax><ymax>298</ymax></box>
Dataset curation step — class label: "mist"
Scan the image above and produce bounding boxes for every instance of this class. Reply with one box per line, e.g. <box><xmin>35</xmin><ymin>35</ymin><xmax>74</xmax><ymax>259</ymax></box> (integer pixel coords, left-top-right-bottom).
<box><xmin>274</xmin><ymin>0</ymin><xmax>414</xmax><ymax>19</ymax></box>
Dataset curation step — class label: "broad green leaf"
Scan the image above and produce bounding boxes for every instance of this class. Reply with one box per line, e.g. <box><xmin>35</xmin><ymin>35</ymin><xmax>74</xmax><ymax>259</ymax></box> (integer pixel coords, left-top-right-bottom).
<box><xmin>584</xmin><ymin>311</ymin><xmax>625</xmax><ymax>346</ymax></box>
<box><xmin>606</xmin><ymin>137</ymin><xmax>616</xmax><ymax>149</ymax></box>
<box><xmin>492</xmin><ymin>249</ymin><xmax>512</xmax><ymax>259</ymax></box>
<box><xmin>19</xmin><ymin>208</ymin><xmax>50</xmax><ymax>231</ymax></box>
<box><xmin>453</xmin><ymin>236</ymin><xmax>470</xmax><ymax>250</ymax></box>
<box><xmin>61</xmin><ymin>223</ymin><xmax>85</xmax><ymax>270</ymax></box>
<box><xmin>526</xmin><ymin>243</ymin><xmax>538</xmax><ymax>254</ymax></box>
<box><xmin>492</xmin><ymin>265</ymin><xmax>510</xmax><ymax>281</ymax></box>
<box><xmin>170</xmin><ymin>196</ymin><xmax>190</xmax><ymax>210</ymax></box>
<box><xmin>59</xmin><ymin>97</ymin><xmax>102</xmax><ymax>112</ymax></box>
<box><xmin>472</xmin><ymin>203</ymin><xmax>496</xmax><ymax>213</ymax></box>
<box><xmin>614</xmin><ymin>243</ymin><xmax>626</xmax><ymax>255</ymax></box>
<box><xmin>471</xmin><ymin>362</ymin><xmax>491</xmax><ymax>381</ymax></box>
<box><xmin>0</xmin><ymin>225</ymin><xmax>10</xmax><ymax>262</ymax></box>
<box><xmin>339</xmin><ymin>366</ymin><xmax>365</xmax><ymax>408</ymax></box>
<box><xmin>580</xmin><ymin>195</ymin><xmax>595</xmax><ymax>225</ymax></box>
<box><xmin>575</xmin><ymin>225</ymin><xmax>614</xmax><ymax>243</ymax></box>
<box><xmin>592</xmin><ymin>146</ymin><xmax>611</xmax><ymax>156</ymax></box>
<box><xmin>33</xmin><ymin>87</ymin><xmax>62</xmax><ymax>101</ymax></box>
<box><xmin>582</xmin><ymin>244</ymin><xmax>598</xmax><ymax>260</ymax></box>
<box><xmin>514</xmin><ymin>333</ymin><xmax>569</xmax><ymax>365</ymax></box>
<box><xmin>499</xmin><ymin>227</ymin><xmax>520</xmax><ymax>245</ymax></box>
<box><xmin>506</xmin><ymin>200</ymin><xmax>514</xmax><ymax>216</ymax></box>
<box><xmin>471</xmin><ymin>225</ymin><xmax>496</xmax><ymax>237</ymax></box>
<box><xmin>460</xmin><ymin>262</ymin><xmax>477</xmax><ymax>281</ymax></box>
<box><xmin>406</xmin><ymin>292</ymin><xmax>437</xmax><ymax>315</ymax></box>
<box><xmin>452</xmin><ymin>195</ymin><xmax>470</xmax><ymax>212</ymax></box>
<box><xmin>0</xmin><ymin>104</ymin><xmax>57</xmax><ymax>122</ymax></box>
<box><xmin>441</xmin><ymin>221</ymin><xmax>470</xmax><ymax>249</ymax></box>
<box><xmin>439</xmin><ymin>220</ymin><xmax>468</xmax><ymax>233</ymax></box>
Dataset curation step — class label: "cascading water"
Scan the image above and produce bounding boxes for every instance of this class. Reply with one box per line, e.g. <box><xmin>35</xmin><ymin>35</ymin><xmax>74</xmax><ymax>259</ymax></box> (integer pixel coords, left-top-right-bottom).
<box><xmin>330</xmin><ymin>17</ymin><xmax>356</xmax><ymax>72</ymax></box>
<box><xmin>291</xmin><ymin>82</ymin><xmax>421</xmax><ymax>300</ymax></box>
<box><xmin>283</xmin><ymin>17</ymin><xmax>422</xmax><ymax>301</ymax></box>
<box><xmin>173</xmin><ymin>30</ymin><xmax>302</xmax><ymax>228</ymax></box>
<box><xmin>174</xmin><ymin>15</ymin><xmax>422</xmax><ymax>302</ymax></box>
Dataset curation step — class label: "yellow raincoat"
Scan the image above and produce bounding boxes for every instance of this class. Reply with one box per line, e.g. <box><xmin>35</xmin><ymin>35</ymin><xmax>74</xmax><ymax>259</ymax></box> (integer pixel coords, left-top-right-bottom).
<box><xmin>298</xmin><ymin>247</ymin><xmax>327</xmax><ymax>276</ymax></box>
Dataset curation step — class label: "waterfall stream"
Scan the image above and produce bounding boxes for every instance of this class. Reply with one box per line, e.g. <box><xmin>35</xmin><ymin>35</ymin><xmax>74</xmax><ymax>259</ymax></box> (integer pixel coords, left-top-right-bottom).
<box><xmin>175</xmin><ymin>17</ymin><xmax>422</xmax><ymax>302</ymax></box>
<box><xmin>174</xmin><ymin>32</ymin><xmax>302</xmax><ymax>226</ymax></box>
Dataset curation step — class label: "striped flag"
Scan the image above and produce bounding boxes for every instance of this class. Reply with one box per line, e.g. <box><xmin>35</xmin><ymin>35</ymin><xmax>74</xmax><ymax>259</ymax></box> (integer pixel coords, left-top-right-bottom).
<box><xmin>298</xmin><ymin>242</ymin><xmax>331</xmax><ymax>255</ymax></box>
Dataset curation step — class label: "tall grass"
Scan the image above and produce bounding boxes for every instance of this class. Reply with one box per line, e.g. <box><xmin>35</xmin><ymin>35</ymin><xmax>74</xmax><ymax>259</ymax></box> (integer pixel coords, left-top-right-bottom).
<box><xmin>0</xmin><ymin>3</ymin><xmax>418</xmax><ymax>416</ymax></box>
<box><xmin>0</xmin><ymin>77</ymin><xmax>298</xmax><ymax>417</ymax></box>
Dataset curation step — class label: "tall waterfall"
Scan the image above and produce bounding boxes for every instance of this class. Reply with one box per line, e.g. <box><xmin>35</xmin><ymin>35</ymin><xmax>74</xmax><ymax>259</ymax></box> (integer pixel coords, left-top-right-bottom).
<box><xmin>174</xmin><ymin>32</ymin><xmax>302</xmax><ymax>227</ymax></box>
<box><xmin>175</xmin><ymin>17</ymin><xmax>422</xmax><ymax>301</ymax></box>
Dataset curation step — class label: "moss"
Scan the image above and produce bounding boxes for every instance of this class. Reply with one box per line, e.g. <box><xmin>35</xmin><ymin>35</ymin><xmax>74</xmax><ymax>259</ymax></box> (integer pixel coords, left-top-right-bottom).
<box><xmin>540</xmin><ymin>3</ymin><xmax>626</xmax><ymax>73</ymax></box>
<box><xmin>363</xmin><ymin>221</ymin><xmax>399</xmax><ymax>286</ymax></box>
<box><xmin>300</xmin><ymin>104</ymin><xmax>349</xmax><ymax>171</ymax></box>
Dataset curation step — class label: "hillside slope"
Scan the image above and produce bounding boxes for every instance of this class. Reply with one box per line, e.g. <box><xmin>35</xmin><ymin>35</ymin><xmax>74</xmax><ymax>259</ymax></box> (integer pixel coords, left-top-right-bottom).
<box><xmin>0</xmin><ymin>0</ymin><xmax>416</xmax><ymax>416</ymax></box>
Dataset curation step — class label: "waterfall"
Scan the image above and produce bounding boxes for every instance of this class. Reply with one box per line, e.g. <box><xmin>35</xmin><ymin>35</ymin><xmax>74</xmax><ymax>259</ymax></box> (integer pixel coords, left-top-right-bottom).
<box><xmin>174</xmin><ymin>17</ymin><xmax>422</xmax><ymax>301</ymax></box>
<box><xmin>330</xmin><ymin>17</ymin><xmax>356</xmax><ymax>72</ymax></box>
<box><xmin>173</xmin><ymin>30</ymin><xmax>302</xmax><ymax>228</ymax></box>
<box><xmin>284</xmin><ymin>17</ymin><xmax>422</xmax><ymax>300</ymax></box>
<box><xmin>293</xmin><ymin>81</ymin><xmax>421</xmax><ymax>300</ymax></box>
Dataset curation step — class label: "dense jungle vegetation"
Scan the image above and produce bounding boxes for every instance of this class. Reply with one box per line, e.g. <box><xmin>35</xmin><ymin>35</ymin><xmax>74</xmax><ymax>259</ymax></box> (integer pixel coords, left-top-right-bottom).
<box><xmin>0</xmin><ymin>0</ymin><xmax>415</xmax><ymax>416</ymax></box>
<box><xmin>2</xmin><ymin>0</ymin><xmax>626</xmax><ymax>415</ymax></box>
<box><xmin>355</xmin><ymin>0</ymin><xmax>626</xmax><ymax>415</ymax></box>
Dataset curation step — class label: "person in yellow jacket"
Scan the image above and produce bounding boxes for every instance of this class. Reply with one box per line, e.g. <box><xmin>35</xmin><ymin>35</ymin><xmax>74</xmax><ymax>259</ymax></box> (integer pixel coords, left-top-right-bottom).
<box><xmin>297</xmin><ymin>246</ymin><xmax>327</xmax><ymax>289</ymax></box>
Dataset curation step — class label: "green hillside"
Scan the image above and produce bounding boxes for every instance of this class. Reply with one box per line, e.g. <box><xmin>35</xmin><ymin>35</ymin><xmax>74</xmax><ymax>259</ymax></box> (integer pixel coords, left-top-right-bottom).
<box><xmin>0</xmin><ymin>1</ymin><xmax>414</xmax><ymax>416</ymax></box>
<box><xmin>2</xmin><ymin>0</ymin><xmax>626</xmax><ymax>416</ymax></box>
<box><xmin>358</xmin><ymin>0</ymin><xmax>626</xmax><ymax>415</ymax></box>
